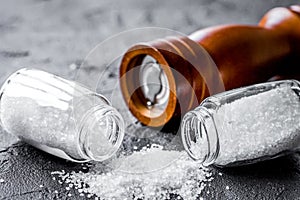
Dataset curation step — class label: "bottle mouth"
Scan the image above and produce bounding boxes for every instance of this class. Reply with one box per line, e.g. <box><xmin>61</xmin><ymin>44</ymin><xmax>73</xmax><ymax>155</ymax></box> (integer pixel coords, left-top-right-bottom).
<box><xmin>181</xmin><ymin>108</ymin><xmax>219</xmax><ymax>166</ymax></box>
<box><xmin>80</xmin><ymin>105</ymin><xmax>125</xmax><ymax>162</ymax></box>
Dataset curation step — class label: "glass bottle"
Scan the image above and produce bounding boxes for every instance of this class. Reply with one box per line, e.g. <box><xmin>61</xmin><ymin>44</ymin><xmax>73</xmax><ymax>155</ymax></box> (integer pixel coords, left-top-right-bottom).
<box><xmin>181</xmin><ymin>80</ymin><xmax>300</xmax><ymax>167</ymax></box>
<box><xmin>0</xmin><ymin>68</ymin><xmax>125</xmax><ymax>162</ymax></box>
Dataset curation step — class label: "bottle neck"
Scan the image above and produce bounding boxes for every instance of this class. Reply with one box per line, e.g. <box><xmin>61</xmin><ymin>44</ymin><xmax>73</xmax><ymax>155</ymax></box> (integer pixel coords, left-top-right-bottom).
<box><xmin>181</xmin><ymin>106</ymin><xmax>219</xmax><ymax>166</ymax></box>
<box><xmin>78</xmin><ymin>104</ymin><xmax>125</xmax><ymax>162</ymax></box>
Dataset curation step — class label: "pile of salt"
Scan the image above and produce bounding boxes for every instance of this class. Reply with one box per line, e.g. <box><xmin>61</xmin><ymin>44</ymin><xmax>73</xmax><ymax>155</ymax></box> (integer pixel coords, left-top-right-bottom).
<box><xmin>52</xmin><ymin>145</ymin><xmax>214</xmax><ymax>200</ymax></box>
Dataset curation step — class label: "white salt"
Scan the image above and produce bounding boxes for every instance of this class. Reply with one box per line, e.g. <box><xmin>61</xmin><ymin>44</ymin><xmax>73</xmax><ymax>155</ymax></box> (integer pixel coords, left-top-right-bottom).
<box><xmin>0</xmin><ymin>97</ymin><xmax>83</xmax><ymax>160</ymax></box>
<box><xmin>0</xmin><ymin>70</ymin><xmax>120</xmax><ymax>163</ymax></box>
<box><xmin>0</xmin><ymin>179</ymin><xmax>4</xmax><ymax>183</ymax></box>
<box><xmin>52</xmin><ymin>146</ymin><xmax>213</xmax><ymax>200</ymax></box>
<box><xmin>210</xmin><ymin>86</ymin><xmax>300</xmax><ymax>166</ymax></box>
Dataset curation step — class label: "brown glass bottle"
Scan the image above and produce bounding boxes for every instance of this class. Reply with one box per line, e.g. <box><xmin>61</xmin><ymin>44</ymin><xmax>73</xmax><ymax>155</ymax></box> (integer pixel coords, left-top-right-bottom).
<box><xmin>120</xmin><ymin>5</ymin><xmax>300</xmax><ymax>127</ymax></box>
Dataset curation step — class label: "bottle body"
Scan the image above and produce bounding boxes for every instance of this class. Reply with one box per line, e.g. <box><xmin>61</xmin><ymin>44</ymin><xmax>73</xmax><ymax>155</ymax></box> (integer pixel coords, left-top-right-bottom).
<box><xmin>181</xmin><ymin>80</ymin><xmax>300</xmax><ymax>167</ymax></box>
<box><xmin>0</xmin><ymin>68</ymin><xmax>124</xmax><ymax>162</ymax></box>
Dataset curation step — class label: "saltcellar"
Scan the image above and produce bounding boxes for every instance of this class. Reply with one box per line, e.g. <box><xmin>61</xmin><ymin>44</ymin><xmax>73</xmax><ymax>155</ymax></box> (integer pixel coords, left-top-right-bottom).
<box><xmin>0</xmin><ymin>68</ymin><xmax>125</xmax><ymax>162</ymax></box>
<box><xmin>181</xmin><ymin>80</ymin><xmax>300</xmax><ymax>167</ymax></box>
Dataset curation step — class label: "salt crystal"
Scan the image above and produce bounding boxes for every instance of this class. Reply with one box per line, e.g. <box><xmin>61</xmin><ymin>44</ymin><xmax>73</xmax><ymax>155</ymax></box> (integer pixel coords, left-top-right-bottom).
<box><xmin>0</xmin><ymin>179</ymin><xmax>4</xmax><ymax>183</ymax></box>
<box><xmin>215</xmin><ymin>86</ymin><xmax>300</xmax><ymax>165</ymax></box>
<box><xmin>190</xmin><ymin>85</ymin><xmax>300</xmax><ymax>166</ymax></box>
<box><xmin>0</xmin><ymin>69</ymin><xmax>124</xmax><ymax>163</ymax></box>
<box><xmin>52</xmin><ymin>146</ymin><xmax>213</xmax><ymax>200</ymax></box>
<box><xmin>51</xmin><ymin>170</ymin><xmax>65</xmax><ymax>175</ymax></box>
<box><xmin>225</xmin><ymin>186</ymin><xmax>230</xmax><ymax>190</ymax></box>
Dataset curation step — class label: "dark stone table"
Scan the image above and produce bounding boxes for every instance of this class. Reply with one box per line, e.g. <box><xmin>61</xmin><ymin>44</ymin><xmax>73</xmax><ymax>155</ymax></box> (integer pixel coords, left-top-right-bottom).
<box><xmin>0</xmin><ymin>0</ymin><xmax>299</xmax><ymax>199</ymax></box>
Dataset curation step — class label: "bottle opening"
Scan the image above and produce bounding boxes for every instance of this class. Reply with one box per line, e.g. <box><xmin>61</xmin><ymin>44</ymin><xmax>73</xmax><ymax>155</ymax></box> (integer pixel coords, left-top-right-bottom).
<box><xmin>181</xmin><ymin>108</ymin><xmax>219</xmax><ymax>166</ymax></box>
<box><xmin>181</xmin><ymin>111</ymin><xmax>209</xmax><ymax>162</ymax></box>
<box><xmin>81</xmin><ymin>106</ymin><xmax>125</xmax><ymax>162</ymax></box>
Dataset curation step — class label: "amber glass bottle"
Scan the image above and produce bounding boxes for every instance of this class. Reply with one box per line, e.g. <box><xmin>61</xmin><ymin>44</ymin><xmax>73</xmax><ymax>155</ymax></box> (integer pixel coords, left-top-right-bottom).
<box><xmin>120</xmin><ymin>5</ymin><xmax>300</xmax><ymax>127</ymax></box>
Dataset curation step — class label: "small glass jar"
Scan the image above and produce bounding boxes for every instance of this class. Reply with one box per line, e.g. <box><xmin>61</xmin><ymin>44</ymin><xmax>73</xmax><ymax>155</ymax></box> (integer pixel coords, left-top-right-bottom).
<box><xmin>0</xmin><ymin>68</ymin><xmax>125</xmax><ymax>162</ymax></box>
<box><xmin>181</xmin><ymin>80</ymin><xmax>300</xmax><ymax>167</ymax></box>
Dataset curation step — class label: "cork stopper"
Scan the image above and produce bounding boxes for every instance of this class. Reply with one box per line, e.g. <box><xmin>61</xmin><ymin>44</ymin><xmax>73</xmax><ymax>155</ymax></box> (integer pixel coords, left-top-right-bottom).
<box><xmin>119</xmin><ymin>36</ymin><xmax>223</xmax><ymax>127</ymax></box>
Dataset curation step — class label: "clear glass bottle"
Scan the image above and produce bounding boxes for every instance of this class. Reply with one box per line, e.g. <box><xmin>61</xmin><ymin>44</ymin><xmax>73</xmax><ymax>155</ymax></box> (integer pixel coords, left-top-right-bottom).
<box><xmin>181</xmin><ymin>80</ymin><xmax>300</xmax><ymax>167</ymax></box>
<box><xmin>0</xmin><ymin>68</ymin><xmax>125</xmax><ymax>162</ymax></box>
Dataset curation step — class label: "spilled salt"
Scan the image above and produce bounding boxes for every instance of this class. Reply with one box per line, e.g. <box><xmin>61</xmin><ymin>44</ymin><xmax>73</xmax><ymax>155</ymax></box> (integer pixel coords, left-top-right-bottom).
<box><xmin>52</xmin><ymin>146</ymin><xmax>213</xmax><ymax>199</ymax></box>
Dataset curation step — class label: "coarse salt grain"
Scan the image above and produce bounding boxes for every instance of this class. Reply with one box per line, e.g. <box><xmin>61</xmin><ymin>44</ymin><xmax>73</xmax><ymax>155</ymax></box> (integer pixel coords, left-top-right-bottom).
<box><xmin>52</xmin><ymin>146</ymin><xmax>213</xmax><ymax>200</ymax></box>
<box><xmin>215</xmin><ymin>86</ymin><xmax>300</xmax><ymax>165</ymax></box>
<box><xmin>190</xmin><ymin>86</ymin><xmax>300</xmax><ymax>166</ymax></box>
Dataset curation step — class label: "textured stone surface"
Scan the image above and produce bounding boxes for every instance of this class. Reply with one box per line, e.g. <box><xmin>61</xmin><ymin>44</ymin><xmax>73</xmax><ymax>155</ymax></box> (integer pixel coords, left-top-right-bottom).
<box><xmin>0</xmin><ymin>0</ymin><xmax>299</xmax><ymax>199</ymax></box>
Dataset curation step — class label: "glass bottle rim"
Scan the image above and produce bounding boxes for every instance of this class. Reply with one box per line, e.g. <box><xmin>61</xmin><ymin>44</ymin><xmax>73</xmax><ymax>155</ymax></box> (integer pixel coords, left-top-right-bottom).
<box><xmin>77</xmin><ymin>102</ymin><xmax>125</xmax><ymax>162</ymax></box>
<box><xmin>181</xmin><ymin>106</ymin><xmax>219</xmax><ymax>166</ymax></box>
